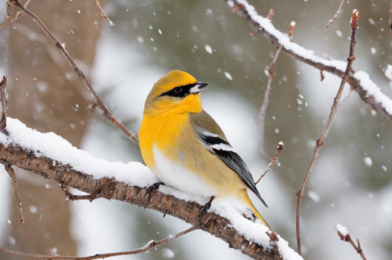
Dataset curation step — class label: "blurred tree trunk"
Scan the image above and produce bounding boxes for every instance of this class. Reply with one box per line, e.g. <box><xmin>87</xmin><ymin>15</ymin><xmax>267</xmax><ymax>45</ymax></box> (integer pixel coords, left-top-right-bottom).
<box><xmin>1</xmin><ymin>0</ymin><xmax>105</xmax><ymax>258</ymax></box>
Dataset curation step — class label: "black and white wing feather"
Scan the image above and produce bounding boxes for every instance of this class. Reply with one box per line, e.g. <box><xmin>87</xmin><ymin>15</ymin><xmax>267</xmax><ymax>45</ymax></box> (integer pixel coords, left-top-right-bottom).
<box><xmin>190</xmin><ymin>111</ymin><xmax>268</xmax><ymax>208</ymax></box>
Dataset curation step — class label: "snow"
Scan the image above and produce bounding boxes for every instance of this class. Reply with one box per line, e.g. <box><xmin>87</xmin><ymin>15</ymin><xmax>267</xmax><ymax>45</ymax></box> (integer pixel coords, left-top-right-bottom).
<box><xmin>231</xmin><ymin>0</ymin><xmax>392</xmax><ymax>118</ymax></box>
<box><xmin>0</xmin><ymin>118</ymin><xmax>158</xmax><ymax>189</ymax></box>
<box><xmin>336</xmin><ymin>224</ymin><xmax>349</xmax><ymax>236</ymax></box>
<box><xmin>224</xmin><ymin>71</ymin><xmax>233</xmax><ymax>80</ymax></box>
<box><xmin>363</xmin><ymin>156</ymin><xmax>372</xmax><ymax>167</ymax></box>
<box><xmin>0</xmin><ymin>117</ymin><xmax>303</xmax><ymax>260</ymax></box>
<box><xmin>384</xmin><ymin>64</ymin><xmax>392</xmax><ymax>81</ymax></box>
<box><xmin>308</xmin><ymin>191</ymin><xmax>320</xmax><ymax>203</ymax></box>
<box><xmin>354</xmin><ymin>71</ymin><xmax>392</xmax><ymax>115</ymax></box>
<box><xmin>205</xmin><ymin>45</ymin><xmax>213</xmax><ymax>54</ymax></box>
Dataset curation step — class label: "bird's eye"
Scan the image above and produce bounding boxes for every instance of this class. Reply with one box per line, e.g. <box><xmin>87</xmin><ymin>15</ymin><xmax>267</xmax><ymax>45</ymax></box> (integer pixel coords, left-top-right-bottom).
<box><xmin>174</xmin><ymin>87</ymin><xmax>182</xmax><ymax>93</ymax></box>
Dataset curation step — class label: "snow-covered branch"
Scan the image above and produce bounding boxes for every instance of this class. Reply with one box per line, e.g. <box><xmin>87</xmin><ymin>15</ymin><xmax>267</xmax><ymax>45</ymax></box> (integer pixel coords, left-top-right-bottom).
<box><xmin>225</xmin><ymin>0</ymin><xmax>392</xmax><ymax>122</ymax></box>
<box><xmin>0</xmin><ymin>118</ymin><xmax>302</xmax><ymax>260</ymax></box>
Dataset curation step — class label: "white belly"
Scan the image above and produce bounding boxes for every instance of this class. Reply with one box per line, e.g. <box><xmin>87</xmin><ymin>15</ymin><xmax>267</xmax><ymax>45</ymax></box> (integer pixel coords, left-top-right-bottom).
<box><xmin>152</xmin><ymin>145</ymin><xmax>217</xmax><ymax>197</ymax></box>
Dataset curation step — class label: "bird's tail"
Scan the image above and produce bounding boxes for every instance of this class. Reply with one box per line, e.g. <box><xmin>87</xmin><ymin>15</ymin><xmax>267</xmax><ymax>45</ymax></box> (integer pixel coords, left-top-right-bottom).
<box><xmin>241</xmin><ymin>190</ymin><xmax>271</xmax><ymax>229</ymax></box>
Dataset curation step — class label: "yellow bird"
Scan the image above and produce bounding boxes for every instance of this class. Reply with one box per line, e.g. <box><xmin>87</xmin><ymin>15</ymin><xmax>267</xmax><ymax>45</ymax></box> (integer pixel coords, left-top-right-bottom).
<box><xmin>139</xmin><ymin>70</ymin><xmax>269</xmax><ymax>228</ymax></box>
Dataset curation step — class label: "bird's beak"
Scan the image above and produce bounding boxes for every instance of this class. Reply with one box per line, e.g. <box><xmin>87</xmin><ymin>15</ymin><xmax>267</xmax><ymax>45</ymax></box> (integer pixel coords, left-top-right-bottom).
<box><xmin>190</xmin><ymin>82</ymin><xmax>209</xmax><ymax>94</ymax></box>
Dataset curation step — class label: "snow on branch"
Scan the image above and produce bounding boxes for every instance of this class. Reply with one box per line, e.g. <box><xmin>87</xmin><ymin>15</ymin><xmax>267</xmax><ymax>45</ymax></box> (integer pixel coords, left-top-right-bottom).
<box><xmin>0</xmin><ymin>118</ymin><xmax>302</xmax><ymax>260</ymax></box>
<box><xmin>225</xmin><ymin>0</ymin><xmax>392</xmax><ymax>122</ymax></box>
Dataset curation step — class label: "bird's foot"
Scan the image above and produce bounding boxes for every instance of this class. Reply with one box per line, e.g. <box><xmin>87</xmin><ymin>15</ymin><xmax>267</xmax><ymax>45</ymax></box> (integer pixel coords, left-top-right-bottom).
<box><xmin>198</xmin><ymin>196</ymin><xmax>215</xmax><ymax>229</ymax></box>
<box><xmin>146</xmin><ymin>182</ymin><xmax>164</xmax><ymax>204</ymax></box>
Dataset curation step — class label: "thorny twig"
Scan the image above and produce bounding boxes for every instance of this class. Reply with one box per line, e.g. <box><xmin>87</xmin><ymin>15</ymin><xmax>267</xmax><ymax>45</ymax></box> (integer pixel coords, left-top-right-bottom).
<box><xmin>4</xmin><ymin>164</ymin><xmax>24</xmax><ymax>223</ymax></box>
<box><xmin>259</xmin><ymin>46</ymin><xmax>283</xmax><ymax>154</ymax></box>
<box><xmin>295</xmin><ymin>9</ymin><xmax>359</xmax><ymax>255</ymax></box>
<box><xmin>93</xmin><ymin>0</ymin><xmax>114</xmax><ymax>26</ymax></box>
<box><xmin>1</xmin><ymin>225</ymin><xmax>198</xmax><ymax>259</ymax></box>
<box><xmin>327</xmin><ymin>0</ymin><xmax>344</xmax><ymax>29</ymax></box>
<box><xmin>6</xmin><ymin>0</ymin><xmax>138</xmax><ymax>142</ymax></box>
<box><xmin>337</xmin><ymin>228</ymin><xmax>367</xmax><ymax>260</ymax></box>
<box><xmin>0</xmin><ymin>0</ymin><xmax>30</xmax><ymax>29</ymax></box>
<box><xmin>256</xmin><ymin>142</ymin><xmax>284</xmax><ymax>185</ymax></box>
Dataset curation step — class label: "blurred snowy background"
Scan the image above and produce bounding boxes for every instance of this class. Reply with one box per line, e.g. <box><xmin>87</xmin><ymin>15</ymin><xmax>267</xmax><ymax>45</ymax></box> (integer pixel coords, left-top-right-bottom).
<box><xmin>0</xmin><ymin>0</ymin><xmax>391</xmax><ymax>259</ymax></box>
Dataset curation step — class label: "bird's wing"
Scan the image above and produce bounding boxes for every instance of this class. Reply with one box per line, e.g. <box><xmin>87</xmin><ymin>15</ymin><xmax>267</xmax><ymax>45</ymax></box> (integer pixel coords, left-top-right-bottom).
<box><xmin>189</xmin><ymin>110</ymin><xmax>267</xmax><ymax>207</ymax></box>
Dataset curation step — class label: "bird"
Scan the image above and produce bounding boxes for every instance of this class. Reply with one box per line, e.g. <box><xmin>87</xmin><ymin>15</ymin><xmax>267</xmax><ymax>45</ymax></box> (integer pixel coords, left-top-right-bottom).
<box><xmin>139</xmin><ymin>70</ymin><xmax>269</xmax><ymax>228</ymax></box>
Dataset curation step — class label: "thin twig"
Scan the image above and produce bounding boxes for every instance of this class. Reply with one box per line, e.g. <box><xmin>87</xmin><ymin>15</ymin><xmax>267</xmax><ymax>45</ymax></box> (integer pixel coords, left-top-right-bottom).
<box><xmin>93</xmin><ymin>0</ymin><xmax>114</xmax><ymax>26</ymax></box>
<box><xmin>337</xmin><ymin>228</ymin><xmax>367</xmax><ymax>260</ymax></box>
<box><xmin>327</xmin><ymin>0</ymin><xmax>344</xmax><ymax>29</ymax></box>
<box><xmin>4</xmin><ymin>164</ymin><xmax>24</xmax><ymax>223</ymax></box>
<box><xmin>0</xmin><ymin>76</ymin><xmax>7</xmax><ymax>132</ymax></box>
<box><xmin>6</xmin><ymin>2</ymin><xmax>11</xmax><ymax>22</ymax></box>
<box><xmin>61</xmin><ymin>184</ymin><xmax>103</xmax><ymax>202</ymax></box>
<box><xmin>295</xmin><ymin>9</ymin><xmax>359</xmax><ymax>255</ymax></box>
<box><xmin>7</xmin><ymin>0</ymin><xmax>138</xmax><ymax>142</ymax></box>
<box><xmin>256</xmin><ymin>141</ymin><xmax>283</xmax><ymax>185</ymax></box>
<box><xmin>0</xmin><ymin>0</ymin><xmax>30</xmax><ymax>29</ymax></box>
<box><xmin>259</xmin><ymin>46</ymin><xmax>283</xmax><ymax>154</ymax></box>
<box><xmin>390</xmin><ymin>3</ymin><xmax>392</xmax><ymax>39</ymax></box>
<box><xmin>1</xmin><ymin>225</ymin><xmax>198</xmax><ymax>259</ymax></box>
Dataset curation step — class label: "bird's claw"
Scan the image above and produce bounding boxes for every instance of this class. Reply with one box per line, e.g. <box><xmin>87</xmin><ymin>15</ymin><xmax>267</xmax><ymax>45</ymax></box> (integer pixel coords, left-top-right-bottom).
<box><xmin>198</xmin><ymin>196</ymin><xmax>215</xmax><ymax>229</ymax></box>
<box><xmin>146</xmin><ymin>182</ymin><xmax>164</xmax><ymax>204</ymax></box>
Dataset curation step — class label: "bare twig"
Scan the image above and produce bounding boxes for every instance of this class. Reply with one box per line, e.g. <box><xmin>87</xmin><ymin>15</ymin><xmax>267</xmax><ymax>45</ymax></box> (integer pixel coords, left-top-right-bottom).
<box><xmin>6</xmin><ymin>2</ymin><xmax>11</xmax><ymax>23</ymax></box>
<box><xmin>327</xmin><ymin>0</ymin><xmax>344</xmax><ymax>28</ymax></box>
<box><xmin>61</xmin><ymin>184</ymin><xmax>103</xmax><ymax>202</ymax></box>
<box><xmin>390</xmin><ymin>3</ymin><xmax>392</xmax><ymax>39</ymax></box>
<box><xmin>0</xmin><ymin>76</ymin><xmax>7</xmax><ymax>132</ymax></box>
<box><xmin>1</xmin><ymin>225</ymin><xmax>198</xmax><ymax>259</ymax></box>
<box><xmin>259</xmin><ymin>46</ymin><xmax>283</xmax><ymax>154</ymax></box>
<box><xmin>94</xmin><ymin>0</ymin><xmax>114</xmax><ymax>26</ymax></box>
<box><xmin>0</xmin><ymin>77</ymin><xmax>24</xmax><ymax>223</ymax></box>
<box><xmin>256</xmin><ymin>142</ymin><xmax>283</xmax><ymax>185</ymax></box>
<box><xmin>0</xmin><ymin>0</ymin><xmax>29</xmax><ymax>29</ymax></box>
<box><xmin>295</xmin><ymin>9</ymin><xmax>359</xmax><ymax>255</ymax></box>
<box><xmin>320</xmin><ymin>70</ymin><xmax>325</xmax><ymax>81</ymax></box>
<box><xmin>7</xmin><ymin>0</ymin><xmax>138</xmax><ymax>142</ymax></box>
<box><xmin>336</xmin><ymin>227</ymin><xmax>367</xmax><ymax>260</ymax></box>
<box><xmin>4</xmin><ymin>164</ymin><xmax>24</xmax><ymax>223</ymax></box>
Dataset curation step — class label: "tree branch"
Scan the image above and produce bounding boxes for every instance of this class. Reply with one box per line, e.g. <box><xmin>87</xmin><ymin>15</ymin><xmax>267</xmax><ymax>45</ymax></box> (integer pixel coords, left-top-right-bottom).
<box><xmin>0</xmin><ymin>0</ymin><xmax>29</xmax><ymax>29</ymax></box>
<box><xmin>295</xmin><ymin>9</ymin><xmax>359</xmax><ymax>255</ymax></box>
<box><xmin>6</xmin><ymin>0</ymin><xmax>138</xmax><ymax>142</ymax></box>
<box><xmin>336</xmin><ymin>225</ymin><xmax>367</xmax><ymax>260</ymax></box>
<box><xmin>0</xmin><ymin>118</ymin><xmax>302</xmax><ymax>260</ymax></box>
<box><xmin>93</xmin><ymin>0</ymin><xmax>114</xmax><ymax>26</ymax></box>
<box><xmin>1</xmin><ymin>226</ymin><xmax>198</xmax><ymax>259</ymax></box>
<box><xmin>259</xmin><ymin>45</ymin><xmax>283</xmax><ymax>154</ymax></box>
<box><xmin>225</xmin><ymin>0</ymin><xmax>392</xmax><ymax>123</ymax></box>
<box><xmin>327</xmin><ymin>0</ymin><xmax>344</xmax><ymax>29</ymax></box>
<box><xmin>4</xmin><ymin>163</ymin><xmax>24</xmax><ymax>223</ymax></box>
<box><xmin>256</xmin><ymin>142</ymin><xmax>283</xmax><ymax>185</ymax></box>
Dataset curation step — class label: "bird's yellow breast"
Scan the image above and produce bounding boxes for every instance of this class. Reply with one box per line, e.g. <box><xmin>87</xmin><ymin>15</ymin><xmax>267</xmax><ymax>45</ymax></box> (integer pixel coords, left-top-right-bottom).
<box><xmin>139</xmin><ymin>112</ymin><xmax>189</xmax><ymax>167</ymax></box>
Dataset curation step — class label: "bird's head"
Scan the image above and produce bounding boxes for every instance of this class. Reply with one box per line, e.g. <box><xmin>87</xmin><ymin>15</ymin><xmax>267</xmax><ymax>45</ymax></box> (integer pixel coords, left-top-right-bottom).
<box><xmin>144</xmin><ymin>70</ymin><xmax>208</xmax><ymax>116</ymax></box>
